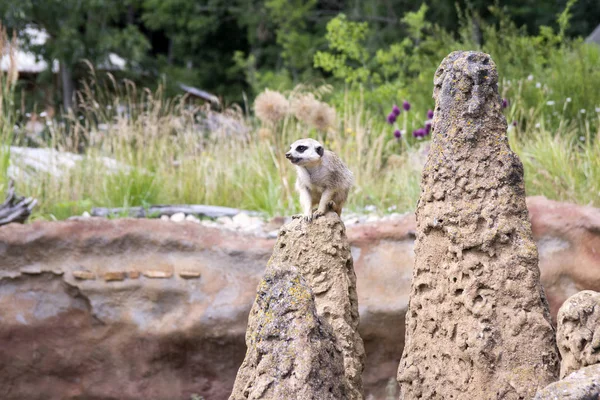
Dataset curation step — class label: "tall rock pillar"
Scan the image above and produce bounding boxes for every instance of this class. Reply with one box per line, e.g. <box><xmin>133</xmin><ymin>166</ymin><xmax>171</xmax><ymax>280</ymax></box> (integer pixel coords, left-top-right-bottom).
<box><xmin>397</xmin><ymin>51</ymin><xmax>560</xmax><ymax>400</ymax></box>
<box><xmin>231</xmin><ymin>212</ymin><xmax>365</xmax><ymax>399</ymax></box>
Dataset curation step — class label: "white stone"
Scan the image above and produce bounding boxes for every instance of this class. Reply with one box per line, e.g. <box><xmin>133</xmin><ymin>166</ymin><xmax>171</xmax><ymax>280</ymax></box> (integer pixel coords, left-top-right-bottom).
<box><xmin>81</xmin><ymin>211</ymin><xmax>91</xmax><ymax>218</ymax></box>
<box><xmin>185</xmin><ymin>215</ymin><xmax>200</xmax><ymax>223</ymax></box>
<box><xmin>232</xmin><ymin>212</ymin><xmax>251</xmax><ymax>227</ymax></box>
<box><xmin>170</xmin><ymin>212</ymin><xmax>186</xmax><ymax>222</ymax></box>
<box><xmin>7</xmin><ymin>146</ymin><xmax>130</xmax><ymax>182</ymax></box>
<box><xmin>160</xmin><ymin>215</ymin><xmax>170</xmax><ymax>221</ymax></box>
<box><xmin>216</xmin><ymin>216</ymin><xmax>234</xmax><ymax>225</ymax></box>
<box><xmin>366</xmin><ymin>214</ymin><xmax>380</xmax><ymax>223</ymax></box>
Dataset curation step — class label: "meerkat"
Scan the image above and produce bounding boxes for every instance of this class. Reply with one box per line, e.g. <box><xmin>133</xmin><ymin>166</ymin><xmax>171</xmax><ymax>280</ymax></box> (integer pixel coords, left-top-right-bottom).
<box><xmin>285</xmin><ymin>138</ymin><xmax>353</xmax><ymax>222</ymax></box>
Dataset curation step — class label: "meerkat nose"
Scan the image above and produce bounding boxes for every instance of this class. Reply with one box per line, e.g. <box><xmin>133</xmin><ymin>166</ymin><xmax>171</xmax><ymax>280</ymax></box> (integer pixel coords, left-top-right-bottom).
<box><xmin>285</xmin><ymin>152</ymin><xmax>292</xmax><ymax>159</ymax></box>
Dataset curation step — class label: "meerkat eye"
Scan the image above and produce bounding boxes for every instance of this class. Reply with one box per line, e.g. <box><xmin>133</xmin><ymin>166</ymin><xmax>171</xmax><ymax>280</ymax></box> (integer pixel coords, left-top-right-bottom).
<box><xmin>296</xmin><ymin>145</ymin><xmax>307</xmax><ymax>153</ymax></box>
<box><xmin>316</xmin><ymin>146</ymin><xmax>324</xmax><ymax>156</ymax></box>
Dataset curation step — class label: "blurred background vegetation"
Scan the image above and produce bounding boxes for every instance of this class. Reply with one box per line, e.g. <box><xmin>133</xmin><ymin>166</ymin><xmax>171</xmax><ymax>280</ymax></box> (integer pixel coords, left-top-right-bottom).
<box><xmin>0</xmin><ymin>0</ymin><xmax>599</xmax><ymax>220</ymax></box>
<box><xmin>1</xmin><ymin>0</ymin><xmax>599</xmax><ymax>107</ymax></box>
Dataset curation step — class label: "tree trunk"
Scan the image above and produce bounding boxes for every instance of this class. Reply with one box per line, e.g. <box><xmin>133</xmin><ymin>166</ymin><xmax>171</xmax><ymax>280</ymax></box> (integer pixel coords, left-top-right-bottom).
<box><xmin>127</xmin><ymin>5</ymin><xmax>135</xmax><ymax>24</ymax></box>
<box><xmin>167</xmin><ymin>39</ymin><xmax>174</xmax><ymax>65</ymax></box>
<box><xmin>472</xmin><ymin>15</ymin><xmax>482</xmax><ymax>46</ymax></box>
<box><xmin>60</xmin><ymin>61</ymin><xmax>75</xmax><ymax>112</ymax></box>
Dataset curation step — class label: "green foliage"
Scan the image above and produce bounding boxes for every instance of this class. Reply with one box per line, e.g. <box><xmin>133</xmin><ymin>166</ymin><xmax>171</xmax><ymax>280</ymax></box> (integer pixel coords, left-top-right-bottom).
<box><xmin>314</xmin><ymin>14</ymin><xmax>372</xmax><ymax>84</ymax></box>
<box><xmin>265</xmin><ymin>0</ymin><xmax>320</xmax><ymax>71</ymax></box>
<box><xmin>556</xmin><ymin>0</ymin><xmax>578</xmax><ymax>41</ymax></box>
<box><xmin>0</xmin><ymin>0</ymin><xmax>150</xmax><ymax>110</ymax></box>
<box><xmin>3</xmin><ymin>0</ymin><xmax>600</xmax><ymax>106</ymax></box>
<box><xmin>232</xmin><ymin>51</ymin><xmax>294</xmax><ymax>94</ymax></box>
<box><xmin>401</xmin><ymin>3</ymin><xmax>432</xmax><ymax>43</ymax></box>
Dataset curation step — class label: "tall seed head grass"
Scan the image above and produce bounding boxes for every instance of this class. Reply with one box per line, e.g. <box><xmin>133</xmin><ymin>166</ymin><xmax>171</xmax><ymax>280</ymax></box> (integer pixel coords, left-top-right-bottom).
<box><xmin>254</xmin><ymin>89</ymin><xmax>289</xmax><ymax>125</ymax></box>
<box><xmin>290</xmin><ymin>93</ymin><xmax>319</xmax><ymax>124</ymax></box>
<box><xmin>309</xmin><ymin>101</ymin><xmax>336</xmax><ymax>132</ymax></box>
<box><xmin>0</xmin><ymin>24</ymin><xmax>19</xmax><ymax>191</ymax></box>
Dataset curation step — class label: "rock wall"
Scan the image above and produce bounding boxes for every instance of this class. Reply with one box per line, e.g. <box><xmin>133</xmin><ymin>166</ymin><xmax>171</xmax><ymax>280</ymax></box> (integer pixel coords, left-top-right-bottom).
<box><xmin>397</xmin><ymin>51</ymin><xmax>560</xmax><ymax>399</ymax></box>
<box><xmin>229</xmin><ymin>266</ymin><xmax>346</xmax><ymax>399</ymax></box>
<box><xmin>528</xmin><ymin>198</ymin><xmax>600</xmax><ymax>320</ymax></box>
<box><xmin>556</xmin><ymin>290</ymin><xmax>600</xmax><ymax>378</ymax></box>
<box><xmin>0</xmin><ymin>196</ymin><xmax>599</xmax><ymax>399</ymax></box>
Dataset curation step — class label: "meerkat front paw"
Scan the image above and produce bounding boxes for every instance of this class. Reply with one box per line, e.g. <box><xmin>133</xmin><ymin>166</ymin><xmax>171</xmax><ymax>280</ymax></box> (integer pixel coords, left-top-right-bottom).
<box><xmin>326</xmin><ymin>200</ymin><xmax>337</xmax><ymax>211</ymax></box>
<box><xmin>313</xmin><ymin>210</ymin><xmax>325</xmax><ymax>220</ymax></box>
<box><xmin>292</xmin><ymin>213</ymin><xmax>313</xmax><ymax>222</ymax></box>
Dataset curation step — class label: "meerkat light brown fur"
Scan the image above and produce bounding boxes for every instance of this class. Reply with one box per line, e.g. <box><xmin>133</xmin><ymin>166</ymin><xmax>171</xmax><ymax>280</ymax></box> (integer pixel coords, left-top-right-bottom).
<box><xmin>285</xmin><ymin>138</ymin><xmax>353</xmax><ymax>222</ymax></box>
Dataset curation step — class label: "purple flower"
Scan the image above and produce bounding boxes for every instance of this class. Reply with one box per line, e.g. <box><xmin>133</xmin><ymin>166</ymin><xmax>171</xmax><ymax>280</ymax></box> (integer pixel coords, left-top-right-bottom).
<box><xmin>387</xmin><ymin>112</ymin><xmax>397</xmax><ymax>124</ymax></box>
<box><xmin>427</xmin><ymin>109</ymin><xmax>434</xmax><ymax>119</ymax></box>
<box><xmin>403</xmin><ymin>100</ymin><xmax>411</xmax><ymax>111</ymax></box>
<box><xmin>512</xmin><ymin>120</ymin><xmax>517</xmax><ymax>127</ymax></box>
<box><xmin>424</xmin><ymin>121</ymin><xmax>432</xmax><ymax>134</ymax></box>
<box><xmin>392</xmin><ymin>105</ymin><xmax>401</xmax><ymax>116</ymax></box>
<box><xmin>502</xmin><ymin>98</ymin><xmax>509</xmax><ymax>109</ymax></box>
<box><xmin>394</xmin><ymin>129</ymin><xmax>402</xmax><ymax>139</ymax></box>
<box><xmin>412</xmin><ymin>128</ymin><xmax>425</xmax><ymax>138</ymax></box>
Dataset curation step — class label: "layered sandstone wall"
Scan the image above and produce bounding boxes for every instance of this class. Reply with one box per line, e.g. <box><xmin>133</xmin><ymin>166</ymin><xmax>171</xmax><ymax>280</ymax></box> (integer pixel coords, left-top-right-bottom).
<box><xmin>0</xmin><ymin>195</ymin><xmax>599</xmax><ymax>399</ymax></box>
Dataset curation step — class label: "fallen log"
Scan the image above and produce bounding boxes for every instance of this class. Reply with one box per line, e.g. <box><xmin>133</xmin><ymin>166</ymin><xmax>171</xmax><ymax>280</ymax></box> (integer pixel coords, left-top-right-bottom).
<box><xmin>0</xmin><ymin>180</ymin><xmax>37</xmax><ymax>226</ymax></box>
<box><xmin>91</xmin><ymin>204</ymin><xmax>258</xmax><ymax>219</ymax></box>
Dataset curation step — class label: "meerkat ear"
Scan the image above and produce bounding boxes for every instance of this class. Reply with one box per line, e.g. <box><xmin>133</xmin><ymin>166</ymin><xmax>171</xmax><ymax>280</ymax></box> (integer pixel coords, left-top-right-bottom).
<box><xmin>316</xmin><ymin>146</ymin><xmax>324</xmax><ymax>157</ymax></box>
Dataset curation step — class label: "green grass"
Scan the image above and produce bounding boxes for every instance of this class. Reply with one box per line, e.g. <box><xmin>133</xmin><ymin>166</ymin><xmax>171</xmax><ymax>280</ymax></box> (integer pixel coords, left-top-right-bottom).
<box><xmin>0</xmin><ymin>26</ymin><xmax>17</xmax><ymax>194</ymax></box>
<box><xmin>510</xmin><ymin>123</ymin><xmax>600</xmax><ymax>206</ymax></box>
<box><xmin>2</xmin><ymin>18</ymin><xmax>600</xmax><ymax>220</ymax></box>
<box><xmin>8</xmin><ymin>77</ymin><xmax>599</xmax><ymax>221</ymax></box>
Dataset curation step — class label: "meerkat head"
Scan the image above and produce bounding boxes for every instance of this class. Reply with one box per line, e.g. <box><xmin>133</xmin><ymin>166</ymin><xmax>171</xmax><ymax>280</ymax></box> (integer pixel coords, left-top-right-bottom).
<box><xmin>285</xmin><ymin>138</ymin><xmax>324</xmax><ymax>167</ymax></box>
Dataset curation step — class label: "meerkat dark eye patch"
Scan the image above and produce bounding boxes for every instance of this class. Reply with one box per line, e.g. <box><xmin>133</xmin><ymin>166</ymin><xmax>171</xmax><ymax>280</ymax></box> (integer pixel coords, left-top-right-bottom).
<box><xmin>316</xmin><ymin>146</ymin><xmax>324</xmax><ymax>156</ymax></box>
<box><xmin>296</xmin><ymin>145</ymin><xmax>307</xmax><ymax>153</ymax></box>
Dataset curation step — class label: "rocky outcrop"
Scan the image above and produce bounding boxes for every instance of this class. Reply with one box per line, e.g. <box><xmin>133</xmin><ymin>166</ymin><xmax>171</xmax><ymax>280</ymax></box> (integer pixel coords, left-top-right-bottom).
<box><xmin>231</xmin><ymin>212</ymin><xmax>364</xmax><ymax>399</ymax></box>
<box><xmin>556</xmin><ymin>290</ymin><xmax>600</xmax><ymax>378</ymax></box>
<box><xmin>534</xmin><ymin>364</ymin><xmax>600</xmax><ymax>400</ymax></box>
<box><xmin>0</xmin><ymin>219</ymin><xmax>260</xmax><ymax>400</ymax></box>
<box><xmin>267</xmin><ymin>213</ymin><xmax>365</xmax><ymax>399</ymax></box>
<box><xmin>397</xmin><ymin>51</ymin><xmax>560</xmax><ymax>399</ymax></box>
<box><xmin>229</xmin><ymin>266</ymin><xmax>346</xmax><ymax>399</ymax></box>
<box><xmin>0</xmin><ymin>196</ymin><xmax>599</xmax><ymax>399</ymax></box>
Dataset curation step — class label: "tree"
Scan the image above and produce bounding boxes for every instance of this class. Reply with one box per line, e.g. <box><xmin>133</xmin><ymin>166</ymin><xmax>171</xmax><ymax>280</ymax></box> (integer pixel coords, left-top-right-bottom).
<box><xmin>0</xmin><ymin>0</ymin><xmax>150</xmax><ymax>111</ymax></box>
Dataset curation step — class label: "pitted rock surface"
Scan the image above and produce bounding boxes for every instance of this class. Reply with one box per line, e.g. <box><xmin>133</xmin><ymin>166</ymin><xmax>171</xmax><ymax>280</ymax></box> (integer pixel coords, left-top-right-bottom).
<box><xmin>268</xmin><ymin>212</ymin><xmax>365</xmax><ymax>400</ymax></box>
<box><xmin>557</xmin><ymin>290</ymin><xmax>600</xmax><ymax>378</ymax></box>
<box><xmin>397</xmin><ymin>51</ymin><xmax>560</xmax><ymax>400</ymax></box>
<box><xmin>534</xmin><ymin>364</ymin><xmax>600</xmax><ymax>400</ymax></box>
<box><xmin>229</xmin><ymin>266</ymin><xmax>346</xmax><ymax>400</ymax></box>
